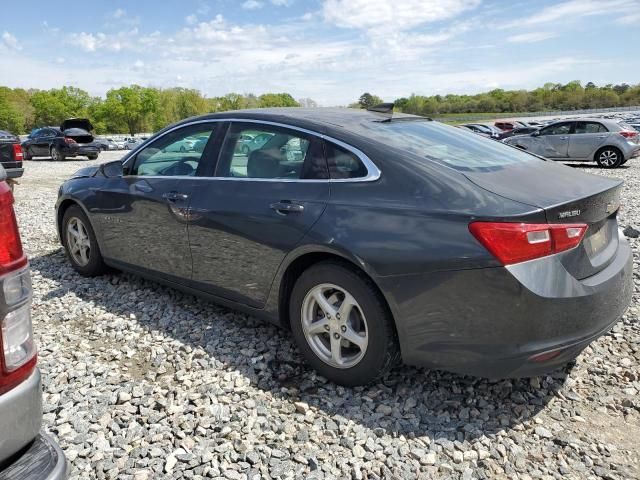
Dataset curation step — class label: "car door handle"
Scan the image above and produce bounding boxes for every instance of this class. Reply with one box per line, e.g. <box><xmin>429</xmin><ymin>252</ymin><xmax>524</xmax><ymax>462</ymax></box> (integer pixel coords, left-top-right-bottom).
<box><xmin>270</xmin><ymin>201</ymin><xmax>304</xmax><ymax>215</ymax></box>
<box><xmin>596</xmin><ymin>135</ymin><xmax>608</xmax><ymax>139</ymax></box>
<box><xmin>559</xmin><ymin>136</ymin><xmax>568</xmax><ymax>140</ymax></box>
<box><xmin>133</xmin><ymin>182</ymin><xmax>153</xmax><ymax>193</ymax></box>
<box><xmin>162</xmin><ymin>191</ymin><xmax>190</xmax><ymax>202</ymax></box>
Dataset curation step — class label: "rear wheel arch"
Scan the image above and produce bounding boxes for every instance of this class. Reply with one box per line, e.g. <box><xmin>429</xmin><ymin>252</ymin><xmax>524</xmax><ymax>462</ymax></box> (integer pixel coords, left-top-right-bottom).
<box><xmin>277</xmin><ymin>251</ymin><xmax>401</xmax><ymax>344</ymax></box>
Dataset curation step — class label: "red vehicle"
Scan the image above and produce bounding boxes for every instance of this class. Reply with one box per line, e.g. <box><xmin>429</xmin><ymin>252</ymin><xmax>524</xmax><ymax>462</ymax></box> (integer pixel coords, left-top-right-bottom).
<box><xmin>0</xmin><ymin>165</ymin><xmax>67</xmax><ymax>478</ymax></box>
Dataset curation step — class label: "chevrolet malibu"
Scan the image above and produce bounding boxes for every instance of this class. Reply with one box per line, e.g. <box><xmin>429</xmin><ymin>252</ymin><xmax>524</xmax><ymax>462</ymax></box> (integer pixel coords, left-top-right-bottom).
<box><xmin>55</xmin><ymin>108</ymin><xmax>633</xmax><ymax>386</ymax></box>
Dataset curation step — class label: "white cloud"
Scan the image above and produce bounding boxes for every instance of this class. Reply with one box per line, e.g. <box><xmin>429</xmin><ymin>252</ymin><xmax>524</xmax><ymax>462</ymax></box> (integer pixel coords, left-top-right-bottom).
<box><xmin>507</xmin><ymin>32</ymin><xmax>557</xmax><ymax>43</ymax></box>
<box><xmin>185</xmin><ymin>14</ymin><xmax>198</xmax><ymax>25</ymax></box>
<box><xmin>323</xmin><ymin>0</ymin><xmax>480</xmax><ymax>31</ymax></box>
<box><xmin>502</xmin><ymin>0</ymin><xmax>639</xmax><ymax>28</ymax></box>
<box><xmin>1</xmin><ymin>31</ymin><xmax>21</xmax><ymax>51</ymax></box>
<box><xmin>242</xmin><ymin>0</ymin><xmax>264</xmax><ymax>10</ymax></box>
<box><xmin>271</xmin><ymin>0</ymin><xmax>293</xmax><ymax>5</ymax></box>
<box><xmin>67</xmin><ymin>29</ymin><xmax>139</xmax><ymax>53</ymax></box>
<box><xmin>112</xmin><ymin>8</ymin><xmax>126</xmax><ymax>19</ymax></box>
<box><xmin>617</xmin><ymin>11</ymin><xmax>640</xmax><ymax>24</ymax></box>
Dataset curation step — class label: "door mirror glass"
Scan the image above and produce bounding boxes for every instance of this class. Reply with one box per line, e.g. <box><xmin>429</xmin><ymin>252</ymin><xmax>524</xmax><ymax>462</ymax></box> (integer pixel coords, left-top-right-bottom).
<box><xmin>101</xmin><ymin>160</ymin><xmax>124</xmax><ymax>178</ymax></box>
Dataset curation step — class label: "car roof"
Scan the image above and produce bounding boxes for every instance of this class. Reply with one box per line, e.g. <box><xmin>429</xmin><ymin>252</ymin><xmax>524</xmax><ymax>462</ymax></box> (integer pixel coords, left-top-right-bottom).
<box><xmin>176</xmin><ymin>107</ymin><xmax>422</xmax><ymax>136</ymax></box>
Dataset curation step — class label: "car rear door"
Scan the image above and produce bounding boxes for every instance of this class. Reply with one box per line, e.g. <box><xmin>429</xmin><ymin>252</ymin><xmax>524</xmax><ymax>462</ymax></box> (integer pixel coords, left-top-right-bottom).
<box><xmin>186</xmin><ymin>121</ymin><xmax>330</xmax><ymax>307</ymax></box>
<box><xmin>90</xmin><ymin>122</ymin><xmax>220</xmax><ymax>280</ymax></box>
<box><xmin>534</xmin><ymin>121</ymin><xmax>574</xmax><ymax>158</ymax></box>
<box><xmin>568</xmin><ymin>121</ymin><xmax>610</xmax><ymax>159</ymax></box>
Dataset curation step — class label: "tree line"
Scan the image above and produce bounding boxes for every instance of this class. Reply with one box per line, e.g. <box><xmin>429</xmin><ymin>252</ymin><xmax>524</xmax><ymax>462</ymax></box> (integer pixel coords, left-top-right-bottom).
<box><xmin>1</xmin><ymin>81</ymin><xmax>639</xmax><ymax>135</ymax></box>
<box><xmin>0</xmin><ymin>85</ymin><xmax>305</xmax><ymax>135</ymax></box>
<box><xmin>389</xmin><ymin>81</ymin><xmax>640</xmax><ymax>116</ymax></box>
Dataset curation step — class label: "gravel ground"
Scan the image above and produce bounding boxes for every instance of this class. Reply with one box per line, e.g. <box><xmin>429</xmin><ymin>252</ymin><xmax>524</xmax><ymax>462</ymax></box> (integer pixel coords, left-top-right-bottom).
<box><xmin>11</xmin><ymin>151</ymin><xmax>640</xmax><ymax>480</ymax></box>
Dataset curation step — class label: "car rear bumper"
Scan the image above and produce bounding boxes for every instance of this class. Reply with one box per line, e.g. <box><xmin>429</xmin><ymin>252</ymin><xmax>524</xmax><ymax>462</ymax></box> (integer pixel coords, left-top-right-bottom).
<box><xmin>4</xmin><ymin>168</ymin><xmax>24</xmax><ymax>179</ymax></box>
<box><xmin>0</xmin><ymin>369</ymin><xmax>67</xmax><ymax>479</ymax></box>
<box><xmin>0</xmin><ymin>434</ymin><xmax>68</xmax><ymax>480</ymax></box>
<box><xmin>381</xmin><ymin>231</ymin><xmax>633</xmax><ymax>379</ymax></box>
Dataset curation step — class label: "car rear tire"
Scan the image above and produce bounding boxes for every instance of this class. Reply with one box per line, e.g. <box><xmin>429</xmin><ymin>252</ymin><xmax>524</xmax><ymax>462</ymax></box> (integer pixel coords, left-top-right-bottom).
<box><xmin>23</xmin><ymin>147</ymin><xmax>32</xmax><ymax>160</ymax></box>
<box><xmin>595</xmin><ymin>147</ymin><xmax>622</xmax><ymax>168</ymax></box>
<box><xmin>50</xmin><ymin>146</ymin><xmax>64</xmax><ymax>162</ymax></box>
<box><xmin>62</xmin><ymin>205</ymin><xmax>108</xmax><ymax>277</ymax></box>
<box><xmin>87</xmin><ymin>154</ymin><xmax>98</xmax><ymax>160</ymax></box>
<box><xmin>289</xmin><ymin>261</ymin><xmax>399</xmax><ymax>386</ymax></box>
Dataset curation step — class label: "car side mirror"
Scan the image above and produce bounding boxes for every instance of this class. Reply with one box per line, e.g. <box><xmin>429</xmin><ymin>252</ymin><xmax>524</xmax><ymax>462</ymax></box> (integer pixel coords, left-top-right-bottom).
<box><xmin>100</xmin><ymin>160</ymin><xmax>124</xmax><ymax>178</ymax></box>
<box><xmin>531</xmin><ymin>131</ymin><xmax>540</xmax><ymax>137</ymax></box>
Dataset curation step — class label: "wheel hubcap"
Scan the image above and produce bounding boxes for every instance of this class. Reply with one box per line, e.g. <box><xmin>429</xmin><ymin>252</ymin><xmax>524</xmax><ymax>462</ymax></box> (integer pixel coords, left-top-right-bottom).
<box><xmin>301</xmin><ymin>283</ymin><xmax>368</xmax><ymax>369</ymax></box>
<box><xmin>600</xmin><ymin>150</ymin><xmax>618</xmax><ymax>166</ymax></box>
<box><xmin>66</xmin><ymin>217</ymin><xmax>91</xmax><ymax>266</ymax></box>
<box><xmin>52</xmin><ymin>149</ymin><xmax>58</xmax><ymax>161</ymax></box>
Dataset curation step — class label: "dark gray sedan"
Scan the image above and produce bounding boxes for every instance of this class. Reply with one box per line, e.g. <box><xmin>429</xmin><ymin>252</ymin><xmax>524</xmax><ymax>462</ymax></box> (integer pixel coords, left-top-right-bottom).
<box><xmin>55</xmin><ymin>108</ymin><xmax>633</xmax><ymax>386</ymax></box>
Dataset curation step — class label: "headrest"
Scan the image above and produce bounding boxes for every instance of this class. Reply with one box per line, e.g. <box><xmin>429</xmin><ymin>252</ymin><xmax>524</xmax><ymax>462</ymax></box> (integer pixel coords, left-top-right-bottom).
<box><xmin>247</xmin><ymin>149</ymin><xmax>282</xmax><ymax>178</ymax></box>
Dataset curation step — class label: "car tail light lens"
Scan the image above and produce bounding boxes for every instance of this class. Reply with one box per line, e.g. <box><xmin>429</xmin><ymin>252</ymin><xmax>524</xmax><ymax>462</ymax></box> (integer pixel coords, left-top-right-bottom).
<box><xmin>2</xmin><ymin>304</ymin><xmax>35</xmax><ymax>371</ymax></box>
<box><xmin>0</xmin><ymin>182</ymin><xmax>26</xmax><ymax>274</ymax></box>
<box><xmin>619</xmin><ymin>130</ymin><xmax>638</xmax><ymax>140</ymax></box>
<box><xmin>64</xmin><ymin>137</ymin><xmax>77</xmax><ymax>144</ymax></box>
<box><xmin>469</xmin><ymin>222</ymin><xmax>588</xmax><ymax>265</ymax></box>
<box><xmin>12</xmin><ymin>144</ymin><xmax>23</xmax><ymax>162</ymax></box>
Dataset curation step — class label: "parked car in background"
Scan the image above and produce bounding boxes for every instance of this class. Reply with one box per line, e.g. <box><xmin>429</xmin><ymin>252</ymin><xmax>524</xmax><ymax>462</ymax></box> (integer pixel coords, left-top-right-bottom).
<box><xmin>0</xmin><ymin>130</ymin><xmax>24</xmax><ymax>183</ymax></box>
<box><xmin>56</xmin><ymin>108</ymin><xmax>632</xmax><ymax>386</ymax></box>
<box><xmin>124</xmin><ymin>138</ymin><xmax>144</xmax><ymax>150</ymax></box>
<box><xmin>0</xmin><ymin>164</ymin><xmax>68</xmax><ymax>479</ymax></box>
<box><xmin>22</xmin><ymin>119</ymin><xmax>100</xmax><ymax>161</ymax></box>
<box><xmin>94</xmin><ymin>137</ymin><xmax>119</xmax><ymax>151</ymax></box>
<box><xmin>498</xmin><ymin>126</ymin><xmax>539</xmax><ymax>140</ymax></box>
<box><xmin>628</xmin><ymin>123</ymin><xmax>640</xmax><ymax>133</ymax></box>
<box><xmin>460</xmin><ymin>124</ymin><xmax>500</xmax><ymax>139</ymax></box>
<box><xmin>494</xmin><ymin>120</ymin><xmax>530</xmax><ymax>132</ymax></box>
<box><xmin>504</xmin><ymin>118</ymin><xmax>640</xmax><ymax>168</ymax></box>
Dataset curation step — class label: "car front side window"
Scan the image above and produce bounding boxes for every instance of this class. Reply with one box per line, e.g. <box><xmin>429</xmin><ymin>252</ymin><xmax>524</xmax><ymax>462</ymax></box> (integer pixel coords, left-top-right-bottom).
<box><xmin>540</xmin><ymin>123</ymin><xmax>572</xmax><ymax>136</ymax></box>
<box><xmin>130</xmin><ymin>124</ymin><xmax>216</xmax><ymax>177</ymax></box>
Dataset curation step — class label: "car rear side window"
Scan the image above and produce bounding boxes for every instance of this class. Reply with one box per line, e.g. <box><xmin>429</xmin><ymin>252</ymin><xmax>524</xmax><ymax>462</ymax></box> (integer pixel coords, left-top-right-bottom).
<box><xmin>324</xmin><ymin>141</ymin><xmax>367</xmax><ymax>179</ymax></box>
<box><xmin>130</xmin><ymin>124</ymin><xmax>215</xmax><ymax>177</ymax></box>
<box><xmin>575</xmin><ymin>122</ymin><xmax>608</xmax><ymax>134</ymax></box>
<box><xmin>349</xmin><ymin>119</ymin><xmax>538</xmax><ymax>171</ymax></box>
<box><xmin>216</xmin><ymin>123</ymin><xmax>328</xmax><ymax>180</ymax></box>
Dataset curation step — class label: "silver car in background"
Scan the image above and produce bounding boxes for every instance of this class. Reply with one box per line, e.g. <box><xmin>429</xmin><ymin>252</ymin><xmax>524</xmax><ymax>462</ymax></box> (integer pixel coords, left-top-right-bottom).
<box><xmin>503</xmin><ymin>118</ymin><xmax>640</xmax><ymax>168</ymax></box>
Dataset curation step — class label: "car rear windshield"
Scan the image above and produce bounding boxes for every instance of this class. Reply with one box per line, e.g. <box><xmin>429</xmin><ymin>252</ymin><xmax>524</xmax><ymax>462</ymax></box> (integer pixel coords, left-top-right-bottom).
<box><xmin>351</xmin><ymin>119</ymin><xmax>540</xmax><ymax>171</ymax></box>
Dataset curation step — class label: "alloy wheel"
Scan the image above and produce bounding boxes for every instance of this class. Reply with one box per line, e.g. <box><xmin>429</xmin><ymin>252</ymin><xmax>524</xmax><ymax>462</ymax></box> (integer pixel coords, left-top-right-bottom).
<box><xmin>66</xmin><ymin>217</ymin><xmax>91</xmax><ymax>267</ymax></box>
<box><xmin>301</xmin><ymin>283</ymin><xmax>368</xmax><ymax>369</ymax></box>
<box><xmin>599</xmin><ymin>150</ymin><xmax>618</xmax><ymax>167</ymax></box>
<box><xmin>51</xmin><ymin>148</ymin><xmax>59</xmax><ymax>161</ymax></box>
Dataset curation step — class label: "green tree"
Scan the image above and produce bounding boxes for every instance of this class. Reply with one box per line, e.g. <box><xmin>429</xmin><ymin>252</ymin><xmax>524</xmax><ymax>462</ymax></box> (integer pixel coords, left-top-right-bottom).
<box><xmin>100</xmin><ymin>86</ymin><xmax>159</xmax><ymax>135</ymax></box>
<box><xmin>357</xmin><ymin>92</ymin><xmax>383</xmax><ymax>109</ymax></box>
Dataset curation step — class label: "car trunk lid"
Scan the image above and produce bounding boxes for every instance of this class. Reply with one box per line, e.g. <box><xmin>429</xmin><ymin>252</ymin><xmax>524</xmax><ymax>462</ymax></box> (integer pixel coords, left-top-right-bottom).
<box><xmin>60</xmin><ymin>118</ymin><xmax>93</xmax><ymax>131</ymax></box>
<box><xmin>464</xmin><ymin>159</ymin><xmax>622</xmax><ymax>279</ymax></box>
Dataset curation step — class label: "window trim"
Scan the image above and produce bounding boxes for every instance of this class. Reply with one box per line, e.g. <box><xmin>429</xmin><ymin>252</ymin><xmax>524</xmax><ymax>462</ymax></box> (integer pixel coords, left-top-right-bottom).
<box><xmin>122</xmin><ymin>118</ymin><xmax>381</xmax><ymax>183</ymax></box>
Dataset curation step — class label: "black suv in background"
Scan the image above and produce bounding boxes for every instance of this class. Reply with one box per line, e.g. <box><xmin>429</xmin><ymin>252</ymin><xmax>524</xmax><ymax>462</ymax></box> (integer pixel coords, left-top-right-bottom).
<box><xmin>22</xmin><ymin>119</ymin><xmax>100</xmax><ymax>161</ymax></box>
<box><xmin>0</xmin><ymin>130</ymin><xmax>24</xmax><ymax>182</ymax></box>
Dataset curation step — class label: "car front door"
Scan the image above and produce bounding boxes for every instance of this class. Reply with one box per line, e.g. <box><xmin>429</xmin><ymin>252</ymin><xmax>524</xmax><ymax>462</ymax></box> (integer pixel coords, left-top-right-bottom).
<box><xmin>534</xmin><ymin>122</ymin><xmax>574</xmax><ymax>158</ymax></box>
<box><xmin>30</xmin><ymin>130</ymin><xmax>51</xmax><ymax>156</ymax></box>
<box><xmin>187</xmin><ymin>121</ymin><xmax>330</xmax><ymax>307</ymax></box>
<box><xmin>568</xmin><ymin>121</ymin><xmax>610</xmax><ymax>159</ymax></box>
<box><xmin>89</xmin><ymin>122</ymin><xmax>220</xmax><ymax>280</ymax></box>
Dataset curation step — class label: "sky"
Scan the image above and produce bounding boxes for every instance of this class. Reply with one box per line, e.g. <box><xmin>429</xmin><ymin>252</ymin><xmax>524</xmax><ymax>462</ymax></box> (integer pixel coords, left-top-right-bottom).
<box><xmin>1</xmin><ymin>0</ymin><xmax>639</xmax><ymax>105</ymax></box>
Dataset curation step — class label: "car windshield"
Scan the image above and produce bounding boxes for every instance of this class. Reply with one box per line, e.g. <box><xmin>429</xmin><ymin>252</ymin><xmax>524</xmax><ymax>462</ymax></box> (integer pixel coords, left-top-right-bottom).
<box><xmin>350</xmin><ymin>119</ymin><xmax>540</xmax><ymax>171</ymax></box>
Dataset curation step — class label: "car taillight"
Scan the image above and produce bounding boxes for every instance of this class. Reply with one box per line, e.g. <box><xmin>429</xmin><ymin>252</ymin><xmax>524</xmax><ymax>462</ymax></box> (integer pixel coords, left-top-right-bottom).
<box><xmin>12</xmin><ymin>144</ymin><xmax>23</xmax><ymax>162</ymax></box>
<box><xmin>64</xmin><ymin>137</ymin><xmax>77</xmax><ymax>144</ymax></box>
<box><xmin>0</xmin><ymin>181</ymin><xmax>35</xmax><ymax>394</ymax></box>
<box><xmin>469</xmin><ymin>222</ymin><xmax>588</xmax><ymax>265</ymax></box>
<box><xmin>619</xmin><ymin>130</ymin><xmax>638</xmax><ymax>140</ymax></box>
<box><xmin>0</xmin><ymin>182</ymin><xmax>27</xmax><ymax>274</ymax></box>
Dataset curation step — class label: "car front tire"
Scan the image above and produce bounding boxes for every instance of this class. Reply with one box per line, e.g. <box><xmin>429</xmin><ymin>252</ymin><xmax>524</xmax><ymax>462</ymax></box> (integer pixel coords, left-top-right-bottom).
<box><xmin>289</xmin><ymin>261</ymin><xmax>399</xmax><ymax>386</ymax></box>
<box><xmin>62</xmin><ymin>205</ymin><xmax>108</xmax><ymax>277</ymax></box>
